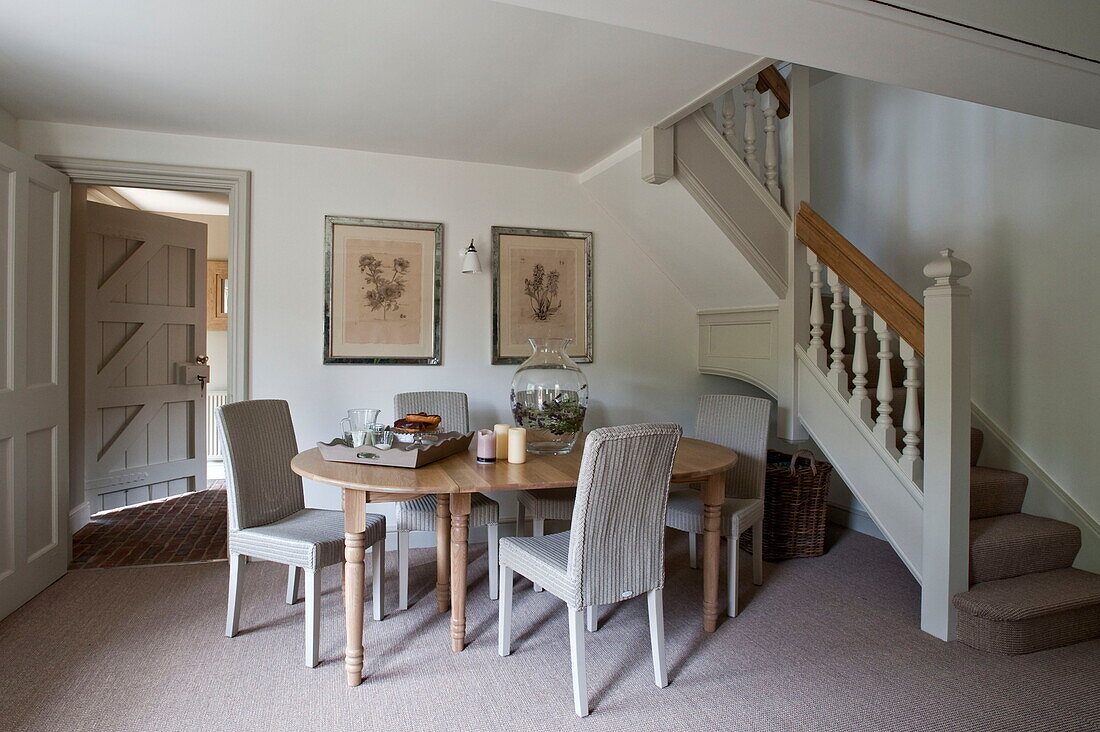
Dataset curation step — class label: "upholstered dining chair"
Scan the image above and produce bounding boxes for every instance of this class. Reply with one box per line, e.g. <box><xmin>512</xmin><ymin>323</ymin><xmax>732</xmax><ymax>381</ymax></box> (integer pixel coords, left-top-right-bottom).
<box><xmin>393</xmin><ymin>391</ymin><xmax>500</xmax><ymax>609</ymax></box>
<box><xmin>498</xmin><ymin>423</ymin><xmax>683</xmax><ymax>717</ymax></box>
<box><xmin>219</xmin><ymin>399</ymin><xmax>387</xmax><ymax>668</ymax></box>
<box><xmin>665</xmin><ymin>394</ymin><xmax>771</xmax><ymax>618</ymax></box>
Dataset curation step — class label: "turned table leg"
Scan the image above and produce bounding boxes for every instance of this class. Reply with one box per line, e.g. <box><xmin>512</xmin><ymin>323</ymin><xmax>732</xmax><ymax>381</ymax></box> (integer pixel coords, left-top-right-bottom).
<box><xmin>449</xmin><ymin>493</ymin><xmax>471</xmax><ymax>652</ymax></box>
<box><xmin>436</xmin><ymin>494</ymin><xmax>451</xmax><ymax>612</ymax></box>
<box><xmin>701</xmin><ymin>472</ymin><xmax>725</xmax><ymax>632</ymax></box>
<box><xmin>343</xmin><ymin>489</ymin><xmax>367</xmax><ymax>686</ymax></box>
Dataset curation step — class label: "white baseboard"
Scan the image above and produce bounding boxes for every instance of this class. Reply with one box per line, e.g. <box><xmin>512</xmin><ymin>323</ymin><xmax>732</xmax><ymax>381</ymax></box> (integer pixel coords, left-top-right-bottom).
<box><xmin>827</xmin><ymin>502</ymin><xmax>886</xmax><ymax>541</ymax></box>
<box><xmin>69</xmin><ymin>502</ymin><xmax>91</xmax><ymax>534</ymax></box>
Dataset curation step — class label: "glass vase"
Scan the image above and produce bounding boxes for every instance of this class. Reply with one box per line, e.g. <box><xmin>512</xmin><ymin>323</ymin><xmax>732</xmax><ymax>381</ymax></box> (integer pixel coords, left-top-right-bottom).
<box><xmin>509</xmin><ymin>338</ymin><xmax>589</xmax><ymax>455</ymax></box>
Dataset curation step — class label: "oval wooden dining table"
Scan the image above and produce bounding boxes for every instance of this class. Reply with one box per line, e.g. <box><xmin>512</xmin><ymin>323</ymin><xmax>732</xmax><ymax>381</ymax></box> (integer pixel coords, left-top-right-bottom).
<box><xmin>291</xmin><ymin>434</ymin><xmax>737</xmax><ymax>687</ymax></box>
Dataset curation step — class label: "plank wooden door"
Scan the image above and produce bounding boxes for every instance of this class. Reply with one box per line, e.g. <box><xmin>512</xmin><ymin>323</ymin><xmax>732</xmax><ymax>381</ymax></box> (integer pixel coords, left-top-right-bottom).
<box><xmin>74</xmin><ymin>200</ymin><xmax>207</xmax><ymax>512</ymax></box>
<box><xmin>0</xmin><ymin>142</ymin><xmax>70</xmax><ymax>620</ymax></box>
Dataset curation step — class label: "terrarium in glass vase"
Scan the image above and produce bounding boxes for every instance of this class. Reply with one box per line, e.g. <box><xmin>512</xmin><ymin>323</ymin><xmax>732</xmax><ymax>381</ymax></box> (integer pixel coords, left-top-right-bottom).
<box><xmin>510</xmin><ymin>338</ymin><xmax>588</xmax><ymax>455</ymax></box>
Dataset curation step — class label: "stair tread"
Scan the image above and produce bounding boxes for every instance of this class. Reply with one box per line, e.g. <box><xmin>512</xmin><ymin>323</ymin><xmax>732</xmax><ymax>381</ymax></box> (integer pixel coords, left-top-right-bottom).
<box><xmin>969</xmin><ymin>513</ymin><xmax>1081</xmax><ymax>583</ymax></box>
<box><xmin>970</xmin><ymin>465</ymin><xmax>1028</xmax><ymax>519</ymax></box>
<box><xmin>953</xmin><ymin>568</ymin><xmax>1100</xmax><ymax>621</ymax></box>
<box><xmin>971</xmin><ymin>513</ymin><xmax>1081</xmax><ymax>546</ymax></box>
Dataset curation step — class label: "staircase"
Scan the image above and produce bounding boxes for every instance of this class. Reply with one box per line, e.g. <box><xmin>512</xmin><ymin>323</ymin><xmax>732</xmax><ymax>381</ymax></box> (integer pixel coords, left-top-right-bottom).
<box><xmin>957</xmin><ymin>427</ymin><xmax>1100</xmax><ymax>653</ymax></box>
<box><xmin>633</xmin><ymin>61</ymin><xmax>1100</xmax><ymax>652</ymax></box>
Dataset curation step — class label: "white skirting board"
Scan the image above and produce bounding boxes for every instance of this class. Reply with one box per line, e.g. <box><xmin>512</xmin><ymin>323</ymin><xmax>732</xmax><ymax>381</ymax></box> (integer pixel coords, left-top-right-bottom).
<box><xmin>827</xmin><ymin>503</ymin><xmax>886</xmax><ymax>541</ymax></box>
<box><xmin>69</xmin><ymin>502</ymin><xmax>91</xmax><ymax>534</ymax></box>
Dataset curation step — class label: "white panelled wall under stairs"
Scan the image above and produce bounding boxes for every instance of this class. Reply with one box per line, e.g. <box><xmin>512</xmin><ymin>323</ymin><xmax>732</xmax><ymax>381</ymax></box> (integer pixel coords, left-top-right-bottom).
<box><xmin>589</xmin><ymin>60</ymin><xmax>1100</xmax><ymax>652</ymax></box>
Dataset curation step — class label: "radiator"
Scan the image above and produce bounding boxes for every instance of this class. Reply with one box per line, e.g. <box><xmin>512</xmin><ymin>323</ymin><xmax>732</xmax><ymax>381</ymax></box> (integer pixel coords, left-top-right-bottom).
<box><xmin>206</xmin><ymin>390</ymin><xmax>229</xmax><ymax>460</ymax></box>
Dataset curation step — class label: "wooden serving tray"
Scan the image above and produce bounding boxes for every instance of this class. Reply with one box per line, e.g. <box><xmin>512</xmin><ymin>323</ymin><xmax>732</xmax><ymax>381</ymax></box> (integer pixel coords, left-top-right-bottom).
<box><xmin>317</xmin><ymin>431</ymin><xmax>473</xmax><ymax>469</ymax></box>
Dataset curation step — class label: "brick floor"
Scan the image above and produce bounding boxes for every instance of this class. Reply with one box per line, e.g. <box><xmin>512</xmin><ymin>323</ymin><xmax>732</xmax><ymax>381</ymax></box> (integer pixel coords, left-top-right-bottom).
<box><xmin>70</xmin><ymin>482</ymin><xmax>227</xmax><ymax>569</ymax></box>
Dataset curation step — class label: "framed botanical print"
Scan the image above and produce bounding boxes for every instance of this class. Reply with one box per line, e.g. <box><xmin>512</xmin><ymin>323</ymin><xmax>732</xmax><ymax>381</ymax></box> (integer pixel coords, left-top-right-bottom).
<box><xmin>324</xmin><ymin>216</ymin><xmax>443</xmax><ymax>364</ymax></box>
<box><xmin>491</xmin><ymin>226</ymin><xmax>593</xmax><ymax>364</ymax></box>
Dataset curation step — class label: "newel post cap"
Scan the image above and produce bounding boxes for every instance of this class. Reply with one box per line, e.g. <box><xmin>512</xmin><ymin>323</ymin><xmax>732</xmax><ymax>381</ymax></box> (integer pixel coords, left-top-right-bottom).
<box><xmin>923</xmin><ymin>249</ymin><xmax>971</xmax><ymax>286</ymax></box>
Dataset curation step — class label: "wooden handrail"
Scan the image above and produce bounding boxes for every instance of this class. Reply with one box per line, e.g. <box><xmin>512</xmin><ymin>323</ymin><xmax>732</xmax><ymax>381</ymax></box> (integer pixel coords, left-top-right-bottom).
<box><xmin>755</xmin><ymin>65</ymin><xmax>790</xmax><ymax>119</ymax></box>
<box><xmin>796</xmin><ymin>202</ymin><xmax>924</xmax><ymax>355</ymax></box>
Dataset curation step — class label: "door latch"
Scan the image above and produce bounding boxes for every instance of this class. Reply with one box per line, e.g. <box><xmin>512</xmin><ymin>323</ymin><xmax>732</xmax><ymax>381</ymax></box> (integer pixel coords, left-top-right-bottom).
<box><xmin>177</xmin><ymin>357</ymin><xmax>211</xmax><ymax>397</ymax></box>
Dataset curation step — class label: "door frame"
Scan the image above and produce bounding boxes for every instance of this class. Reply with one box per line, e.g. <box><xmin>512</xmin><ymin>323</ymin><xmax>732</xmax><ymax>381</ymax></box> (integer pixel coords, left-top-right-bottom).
<box><xmin>38</xmin><ymin>157</ymin><xmax>251</xmax><ymax>403</ymax></box>
<box><xmin>39</xmin><ymin>157</ymin><xmax>250</xmax><ymax>530</ymax></box>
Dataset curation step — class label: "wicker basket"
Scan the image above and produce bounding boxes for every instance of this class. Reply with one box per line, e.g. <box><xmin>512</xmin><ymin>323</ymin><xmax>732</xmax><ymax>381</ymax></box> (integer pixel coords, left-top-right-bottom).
<box><xmin>740</xmin><ymin>449</ymin><xmax>832</xmax><ymax>560</ymax></box>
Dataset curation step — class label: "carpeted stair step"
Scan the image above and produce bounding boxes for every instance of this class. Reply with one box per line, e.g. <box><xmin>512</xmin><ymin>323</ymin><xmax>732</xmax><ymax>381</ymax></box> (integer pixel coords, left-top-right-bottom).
<box><xmin>953</xmin><ymin>568</ymin><xmax>1100</xmax><ymax>654</ymax></box>
<box><xmin>970</xmin><ymin>513</ymin><xmax>1081</xmax><ymax>583</ymax></box>
<box><xmin>971</xmin><ymin>428</ymin><xmax>983</xmax><ymax>465</ymax></box>
<box><xmin>970</xmin><ymin>466</ymin><xmax>1028</xmax><ymax>518</ymax></box>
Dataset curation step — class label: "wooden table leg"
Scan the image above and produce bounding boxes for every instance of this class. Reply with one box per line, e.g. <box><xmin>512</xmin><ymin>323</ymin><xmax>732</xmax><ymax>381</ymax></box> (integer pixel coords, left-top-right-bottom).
<box><xmin>436</xmin><ymin>494</ymin><xmax>451</xmax><ymax>612</ymax></box>
<box><xmin>342</xmin><ymin>489</ymin><xmax>367</xmax><ymax>686</ymax></box>
<box><xmin>701</xmin><ymin>473</ymin><xmax>725</xmax><ymax>632</ymax></box>
<box><xmin>449</xmin><ymin>492</ymin><xmax>471</xmax><ymax>652</ymax></box>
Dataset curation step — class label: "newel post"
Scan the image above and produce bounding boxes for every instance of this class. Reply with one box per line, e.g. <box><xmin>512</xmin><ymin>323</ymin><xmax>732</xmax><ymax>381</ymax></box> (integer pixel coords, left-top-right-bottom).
<box><xmin>920</xmin><ymin>249</ymin><xmax>972</xmax><ymax>641</ymax></box>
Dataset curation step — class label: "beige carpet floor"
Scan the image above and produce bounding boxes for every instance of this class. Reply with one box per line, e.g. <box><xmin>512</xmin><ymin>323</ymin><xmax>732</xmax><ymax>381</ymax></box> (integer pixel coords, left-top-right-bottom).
<box><xmin>1</xmin><ymin>528</ymin><xmax>1097</xmax><ymax>732</ymax></box>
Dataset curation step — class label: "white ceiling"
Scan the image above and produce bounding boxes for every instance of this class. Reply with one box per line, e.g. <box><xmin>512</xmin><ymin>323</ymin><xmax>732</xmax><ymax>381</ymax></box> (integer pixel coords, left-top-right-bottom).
<box><xmin>495</xmin><ymin>0</ymin><xmax>1100</xmax><ymax>130</ymax></box>
<box><xmin>0</xmin><ymin>0</ymin><xmax>758</xmax><ymax>172</ymax></box>
<box><xmin>111</xmin><ymin>187</ymin><xmax>229</xmax><ymax>216</ymax></box>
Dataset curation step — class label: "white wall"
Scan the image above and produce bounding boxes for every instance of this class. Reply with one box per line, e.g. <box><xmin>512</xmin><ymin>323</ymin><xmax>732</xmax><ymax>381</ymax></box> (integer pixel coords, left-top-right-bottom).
<box><xmin>19</xmin><ymin>121</ymin><xmax>759</xmax><ymax>537</ymax></box>
<box><xmin>0</xmin><ymin>104</ymin><xmax>16</xmax><ymax>148</ymax></box>
<box><xmin>810</xmin><ymin>74</ymin><xmax>1100</xmax><ymax>533</ymax></box>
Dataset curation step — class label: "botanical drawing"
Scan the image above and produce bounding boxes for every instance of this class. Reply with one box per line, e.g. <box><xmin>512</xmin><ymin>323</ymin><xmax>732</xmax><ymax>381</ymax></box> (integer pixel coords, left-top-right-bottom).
<box><xmin>359</xmin><ymin>253</ymin><xmax>410</xmax><ymax>320</ymax></box>
<box><xmin>342</xmin><ymin>238</ymin><xmax>422</xmax><ymax>345</ymax></box>
<box><xmin>524</xmin><ymin>263</ymin><xmax>561</xmax><ymax>321</ymax></box>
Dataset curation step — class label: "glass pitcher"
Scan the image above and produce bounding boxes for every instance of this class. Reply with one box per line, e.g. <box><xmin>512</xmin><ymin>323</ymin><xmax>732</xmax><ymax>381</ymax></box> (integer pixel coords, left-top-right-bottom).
<box><xmin>342</xmin><ymin>408</ymin><xmax>380</xmax><ymax>447</ymax></box>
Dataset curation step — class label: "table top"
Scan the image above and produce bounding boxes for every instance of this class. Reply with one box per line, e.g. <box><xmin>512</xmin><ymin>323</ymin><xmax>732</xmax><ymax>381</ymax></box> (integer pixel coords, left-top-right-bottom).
<box><xmin>291</xmin><ymin>433</ymin><xmax>737</xmax><ymax>496</ymax></box>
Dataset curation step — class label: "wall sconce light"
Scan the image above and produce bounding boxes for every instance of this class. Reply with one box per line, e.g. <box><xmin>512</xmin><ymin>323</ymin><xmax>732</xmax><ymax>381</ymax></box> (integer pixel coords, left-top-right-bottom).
<box><xmin>461</xmin><ymin>239</ymin><xmax>482</xmax><ymax>273</ymax></box>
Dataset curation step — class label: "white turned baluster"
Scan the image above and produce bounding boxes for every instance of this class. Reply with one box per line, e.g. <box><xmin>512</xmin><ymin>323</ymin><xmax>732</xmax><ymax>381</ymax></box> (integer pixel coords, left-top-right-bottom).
<box><xmin>761</xmin><ymin>92</ymin><xmax>781</xmax><ymax>203</ymax></box>
<box><xmin>872</xmin><ymin>313</ymin><xmax>899</xmax><ymax>455</ymax></box>
<box><xmin>847</xmin><ymin>292</ymin><xmax>873</xmax><ymax>423</ymax></box>
<box><xmin>741</xmin><ymin>79</ymin><xmax>761</xmax><ymax>179</ymax></box>
<box><xmin>826</xmin><ymin>270</ymin><xmax>849</xmax><ymax>396</ymax></box>
<box><xmin>898</xmin><ymin>339</ymin><xmax>923</xmax><ymax>484</ymax></box>
<box><xmin>721</xmin><ymin>90</ymin><xmax>737</xmax><ymax>151</ymax></box>
<box><xmin>807</xmin><ymin>250</ymin><xmax>827</xmax><ymax>370</ymax></box>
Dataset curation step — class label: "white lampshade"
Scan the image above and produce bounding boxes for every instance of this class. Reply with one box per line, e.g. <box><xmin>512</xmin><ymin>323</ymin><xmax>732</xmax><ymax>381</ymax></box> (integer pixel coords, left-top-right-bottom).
<box><xmin>461</xmin><ymin>241</ymin><xmax>482</xmax><ymax>273</ymax></box>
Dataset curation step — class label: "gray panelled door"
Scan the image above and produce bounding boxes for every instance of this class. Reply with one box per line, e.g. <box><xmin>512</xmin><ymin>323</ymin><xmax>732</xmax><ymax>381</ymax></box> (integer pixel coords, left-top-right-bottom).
<box><xmin>0</xmin><ymin>142</ymin><xmax>70</xmax><ymax>620</ymax></box>
<box><xmin>75</xmin><ymin>200</ymin><xmax>206</xmax><ymax>512</ymax></box>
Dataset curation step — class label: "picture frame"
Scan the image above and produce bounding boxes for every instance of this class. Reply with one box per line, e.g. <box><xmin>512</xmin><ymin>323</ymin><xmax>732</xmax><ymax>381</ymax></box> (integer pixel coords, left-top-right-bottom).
<box><xmin>324</xmin><ymin>216</ymin><xmax>443</xmax><ymax>364</ymax></box>
<box><xmin>206</xmin><ymin>260</ymin><xmax>229</xmax><ymax>331</ymax></box>
<box><xmin>491</xmin><ymin>226</ymin><xmax>593</xmax><ymax>365</ymax></box>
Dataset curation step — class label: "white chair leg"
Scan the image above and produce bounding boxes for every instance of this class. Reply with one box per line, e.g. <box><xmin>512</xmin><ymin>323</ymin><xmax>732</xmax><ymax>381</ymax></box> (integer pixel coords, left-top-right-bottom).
<box><xmin>285</xmin><ymin>565</ymin><xmax>300</xmax><ymax>605</ymax></box>
<box><xmin>728</xmin><ymin>532</ymin><xmax>740</xmax><ymax>618</ymax></box>
<box><xmin>304</xmin><ymin>568</ymin><xmax>321</xmax><ymax>668</ymax></box>
<box><xmin>752</xmin><ymin>518</ymin><xmax>764</xmax><ymax>586</ymax></box>
<box><xmin>586</xmin><ymin>605</ymin><xmax>598</xmax><ymax>632</ymax></box>
<box><xmin>532</xmin><ymin>518</ymin><xmax>545</xmax><ymax>592</ymax></box>
<box><xmin>225</xmin><ymin>552</ymin><xmax>244</xmax><ymax>637</ymax></box>
<box><xmin>488</xmin><ymin>523</ymin><xmax>499</xmax><ymax>601</ymax></box>
<box><xmin>688</xmin><ymin>531</ymin><xmax>698</xmax><ymax>569</ymax></box>
<box><xmin>647</xmin><ymin>588</ymin><xmax>668</xmax><ymax>688</ymax></box>
<box><xmin>498</xmin><ymin>564</ymin><xmax>514</xmax><ymax>656</ymax></box>
<box><xmin>372</xmin><ymin>539</ymin><xmax>385</xmax><ymax>621</ymax></box>
<box><xmin>398</xmin><ymin>530</ymin><xmax>410</xmax><ymax>611</ymax></box>
<box><xmin>516</xmin><ymin>501</ymin><xmax>526</xmax><ymax>537</ymax></box>
<box><xmin>568</xmin><ymin>607</ymin><xmax>589</xmax><ymax>717</ymax></box>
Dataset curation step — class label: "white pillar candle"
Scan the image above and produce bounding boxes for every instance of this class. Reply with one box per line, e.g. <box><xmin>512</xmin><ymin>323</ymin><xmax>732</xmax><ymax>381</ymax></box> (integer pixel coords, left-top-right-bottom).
<box><xmin>507</xmin><ymin>427</ymin><xmax>527</xmax><ymax>464</ymax></box>
<box><xmin>494</xmin><ymin>423</ymin><xmax>511</xmax><ymax>462</ymax></box>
